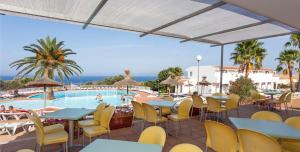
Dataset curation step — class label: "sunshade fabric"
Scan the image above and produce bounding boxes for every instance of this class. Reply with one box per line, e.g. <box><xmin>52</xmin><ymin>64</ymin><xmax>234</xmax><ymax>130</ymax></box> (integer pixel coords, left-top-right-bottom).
<box><xmin>0</xmin><ymin>0</ymin><xmax>298</xmax><ymax>45</ymax></box>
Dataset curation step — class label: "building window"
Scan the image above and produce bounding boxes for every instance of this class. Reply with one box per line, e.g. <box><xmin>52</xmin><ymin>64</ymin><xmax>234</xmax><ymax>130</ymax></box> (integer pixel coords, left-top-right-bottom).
<box><xmin>189</xmin><ymin>72</ymin><xmax>193</xmax><ymax>77</ymax></box>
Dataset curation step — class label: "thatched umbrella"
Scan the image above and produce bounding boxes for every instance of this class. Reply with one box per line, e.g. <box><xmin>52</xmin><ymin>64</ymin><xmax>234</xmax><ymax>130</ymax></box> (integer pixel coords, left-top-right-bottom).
<box><xmin>160</xmin><ymin>76</ymin><xmax>182</xmax><ymax>96</ymax></box>
<box><xmin>198</xmin><ymin>76</ymin><xmax>211</xmax><ymax>95</ymax></box>
<box><xmin>113</xmin><ymin>69</ymin><xmax>139</xmax><ymax>94</ymax></box>
<box><xmin>26</xmin><ymin>77</ymin><xmax>62</xmax><ymax>110</ymax></box>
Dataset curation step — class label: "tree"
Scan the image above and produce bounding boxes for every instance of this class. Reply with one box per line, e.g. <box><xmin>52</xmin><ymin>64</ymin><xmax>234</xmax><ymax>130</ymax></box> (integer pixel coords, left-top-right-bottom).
<box><xmin>229</xmin><ymin>76</ymin><xmax>256</xmax><ymax>102</ymax></box>
<box><xmin>285</xmin><ymin>33</ymin><xmax>300</xmax><ymax>91</ymax></box>
<box><xmin>10</xmin><ymin>36</ymin><xmax>83</xmax><ymax>99</ymax></box>
<box><xmin>157</xmin><ymin>67</ymin><xmax>183</xmax><ymax>82</ymax></box>
<box><xmin>230</xmin><ymin>40</ymin><xmax>267</xmax><ymax>79</ymax></box>
<box><xmin>276</xmin><ymin>49</ymin><xmax>298</xmax><ymax>92</ymax></box>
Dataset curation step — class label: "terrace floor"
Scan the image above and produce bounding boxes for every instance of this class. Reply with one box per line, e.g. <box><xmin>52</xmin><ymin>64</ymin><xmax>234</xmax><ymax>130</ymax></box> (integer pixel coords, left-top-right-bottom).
<box><xmin>1</xmin><ymin>103</ymin><xmax>300</xmax><ymax>152</ymax></box>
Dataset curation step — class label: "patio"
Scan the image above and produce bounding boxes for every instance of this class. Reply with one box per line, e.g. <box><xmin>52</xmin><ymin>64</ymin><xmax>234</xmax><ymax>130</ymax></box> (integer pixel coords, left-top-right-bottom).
<box><xmin>1</xmin><ymin>103</ymin><xmax>300</xmax><ymax>152</ymax></box>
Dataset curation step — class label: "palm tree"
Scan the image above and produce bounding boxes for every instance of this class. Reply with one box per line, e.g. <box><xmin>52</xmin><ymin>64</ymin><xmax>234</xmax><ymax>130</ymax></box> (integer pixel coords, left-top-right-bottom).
<box><xmin>276</xmin><ymin>49</ymin><xmax>298</xmax><ymax>92</ymax></box>
<box><xmin>230</xmin><ymin>40</ymin><xmax>267</xmax><ymax>79</ymax></box>
<box><xmin>10</xmin><ymin>36</ymin><xmax>83</xmax><ymax>99</ymax></box>
<box><xmin>285</xmin><ymin>33</ymin><xmax>300</xmax><ymax>91</ymax></box>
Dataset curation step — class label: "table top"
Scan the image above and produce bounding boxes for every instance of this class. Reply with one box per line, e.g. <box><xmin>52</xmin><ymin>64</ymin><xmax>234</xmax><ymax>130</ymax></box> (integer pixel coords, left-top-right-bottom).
<box><xmin>147</xmin><ymin>100</ymin><xmax>177</xmax><ymax>107</ymax></box>
<box><xmin>80</xmin><ymin>139</ymin><xmax>162</xmax><ymax>152</ymax></box>
<box><xmin>209</xmin><ymin>95</ymin><xmax>229</xmax><ymax>101</ymax></box>
<box><xmin>41</xmin><ymin>108</ymin><xmax>95</xmax><ymax>120</ymax></box>
<box><xmin>229</xmin><ymin>117</ymin><xmax>300</xmax><ymax>140</ymax></box>
<box><xmin>263</xmin><ymin>91</ymin><xmax>281</xmax><ymax>95</ymax></box>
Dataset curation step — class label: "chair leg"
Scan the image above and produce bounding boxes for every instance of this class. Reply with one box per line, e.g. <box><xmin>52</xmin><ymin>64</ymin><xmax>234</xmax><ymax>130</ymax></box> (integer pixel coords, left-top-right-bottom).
<box><xmin>65</xmin><ymin>142</ymin><xmax>68</xmax><ymax>152</ymax></box>
<box><xmin>82</xmin><ymin>134</ymin><xmax>85</xmax><ymax>146</ymax></box>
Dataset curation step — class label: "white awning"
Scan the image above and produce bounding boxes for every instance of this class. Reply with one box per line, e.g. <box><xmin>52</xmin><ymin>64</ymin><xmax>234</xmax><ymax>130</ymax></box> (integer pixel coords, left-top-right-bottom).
<box><xmin>0</xmin><ymin>0</ymin><xmax>299</xmax><ymax>45</ymax></box>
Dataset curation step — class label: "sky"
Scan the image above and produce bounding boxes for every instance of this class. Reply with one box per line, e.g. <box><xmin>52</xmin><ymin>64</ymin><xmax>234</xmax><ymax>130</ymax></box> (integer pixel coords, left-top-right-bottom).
<box><xmin>0</xmin><ymin>14</ymin><xmax>291</xmax><ymax>76</ymax></box>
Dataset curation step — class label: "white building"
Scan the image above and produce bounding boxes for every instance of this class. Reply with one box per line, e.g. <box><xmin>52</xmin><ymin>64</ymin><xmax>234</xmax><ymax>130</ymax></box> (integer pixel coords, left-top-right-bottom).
<box><xmin>177</xmin><ymin>65</ymin><xmax>285</xmax><ymax>95</ymax></box>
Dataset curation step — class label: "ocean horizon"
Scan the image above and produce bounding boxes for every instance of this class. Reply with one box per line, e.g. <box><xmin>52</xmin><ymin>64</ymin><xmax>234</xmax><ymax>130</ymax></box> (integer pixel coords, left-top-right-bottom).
<box><xmin>0</xmin><ymin>75</ymin><xmax>157</xmax><ymax>85</ymax></box>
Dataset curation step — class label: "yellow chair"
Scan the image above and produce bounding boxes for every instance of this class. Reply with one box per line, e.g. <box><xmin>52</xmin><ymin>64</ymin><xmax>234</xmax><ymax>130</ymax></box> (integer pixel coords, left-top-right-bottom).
<box><xmin>160</xmin><ymin>96</ymin><xmax>174</xmax><ymax>115</ymax></box>
<box><xmin>142</xmin><ymin>103</ymin><xmax>168</xmax><ymax>126</ymax></box>
<box><xmin>191</xmin><ymin>95</ymin><xmax>207</xmax><ymax>121</ymax></box>
<box><xmin>131</xmin><ymin>101</ymin><xmax>145</xmax><ymax>130</ymax></box>
<box><xmin>82</xmin><ymin>106</ymin><xmax>115</xmax><ymax>144</ymax></box>
<box><xmin>269</xmin><ymin>92</ymin><xmax>288</xmax><ymax>110</ymax></box>
<box><xmin>251</xmin><ymin>111</ymin><xmax>282</xmax><ymax>122</ymax></box>
<box><xmin>212</xmin><ymin>93</ymin><xmax>226</xmax><ymax>96</ymax></box>
<box><xmin>168</xmin><ymin>99</ymin><xmax>193</xmax><ymax>136</ymax></box>
<box><xmin>281</xmin><ymin>116</ymin><xmax>300</xmax><ymax>152</ymax></box>
<box><xmin>204</xmin><ymin>120</ymin><xmax>238</xmax><ymax>152</ymax></box>
<box><xmin>78</xmin><ymin>103</ymin><xmax>106</xmax><ymax>134</ymax></box>
<box><xmin>27</xmin><ymin>110</ymin><xmax>65</xmax><ymax>134</ymax></box>
<box><xmin>27</xmin><ymin>114</ymin><xmax>68</xmax><ymax>152</ymax></box>
<box><xmin>237</xmin><ymin>129</ymin><xmax>282</xmax><ymax>152</ymax></box>
<box><xmin>250</xmin><ymin>90</ymin><xmax>269</xmax><ymax>109</ymax></box>
<box><xmin>16</xmin><ymin>149</ymin><xmax>34</xmax><ymax>152</ymax></box>
<box><xmin>169</xmin><ymin>144</ymin><xmax>203</xmax><ymax>152</ymax></box>
<box><xmin>225</xmin><ymin>94</ymin><xmax>240</xmax><ymax>117</ymax></box>
<box><xmin>205</xmin><ymin>97</ymin><xmax>226</xmax><ymax>121</ymax></box>
<box><xmin>138</xmin><ymin>126</ymin><xmax>166</xmax><ymax>147</ymax></box>
<box><xmin>284</xmin><ymin>92</ymin><xmax>293</xmax><ymax>114</ymax></box>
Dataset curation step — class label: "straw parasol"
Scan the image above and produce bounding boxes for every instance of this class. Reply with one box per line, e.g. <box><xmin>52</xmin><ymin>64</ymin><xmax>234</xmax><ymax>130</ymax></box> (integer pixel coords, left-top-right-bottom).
<box><xmin>113</xmin><ymin>69</ymin><xmax>139</xmax><ymax>94</ymax></box>
<box><xmin>160</xmin><ymin>75</ymin><xmax>182</xmax><ymax>96</ymax></box>
<box><xmin>198</xmin><ymin>76</ymin><xmax>211</xmax><ymax>95</ymax></box>
<box><xmin>26</xmin><ymin>77</ymin><xmax>62</xmax><ymax>110</ymax></box>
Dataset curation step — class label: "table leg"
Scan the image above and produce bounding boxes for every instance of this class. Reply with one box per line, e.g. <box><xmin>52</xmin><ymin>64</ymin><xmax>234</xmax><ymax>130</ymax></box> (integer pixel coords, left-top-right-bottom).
<box><xmin>69</xmin><ymin>120</ymin><xmax>74</xmax><ymax>147</ymax></box>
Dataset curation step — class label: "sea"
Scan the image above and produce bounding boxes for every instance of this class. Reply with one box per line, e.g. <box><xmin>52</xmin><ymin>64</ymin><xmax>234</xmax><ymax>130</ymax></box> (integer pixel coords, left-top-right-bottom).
<box><xmin>0</xmin><ymin>75</ymin><xmax>157</xmax><ymax>85</ymax></box>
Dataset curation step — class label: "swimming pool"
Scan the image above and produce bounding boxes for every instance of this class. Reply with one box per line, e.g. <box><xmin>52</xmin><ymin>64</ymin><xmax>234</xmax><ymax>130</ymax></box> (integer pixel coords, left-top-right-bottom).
<box><xmin>1</xmin><ymin>90</ymin><xmax>134</xmax><ymax>110</ymax></box>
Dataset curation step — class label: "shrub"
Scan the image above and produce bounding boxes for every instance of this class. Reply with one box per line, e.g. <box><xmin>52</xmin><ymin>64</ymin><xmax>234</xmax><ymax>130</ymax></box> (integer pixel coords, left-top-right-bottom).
<box><xmin>229</xmin><ymin>76</ymin><xmax>257</xmax><ymax>101</ymax></box>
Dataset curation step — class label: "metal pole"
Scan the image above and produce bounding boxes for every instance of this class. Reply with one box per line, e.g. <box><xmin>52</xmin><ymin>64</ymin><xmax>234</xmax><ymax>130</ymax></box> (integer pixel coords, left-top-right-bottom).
<box><xmin>220</xmin><ymin>45</ymin><xmax>224</xmax><ymax>94</ymax></box>
<box><xmin>197</xmin><ymin>60</ymin><xmax>200</xmax><ymax>95</ymax></box>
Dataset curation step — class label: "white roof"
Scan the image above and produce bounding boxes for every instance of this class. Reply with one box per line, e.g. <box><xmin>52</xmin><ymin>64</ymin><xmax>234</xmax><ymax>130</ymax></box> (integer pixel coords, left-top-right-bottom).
<box><xmin>0</xmin><ymin>0</ymin><xmax>299</xmax><ymax>45</ymax></box>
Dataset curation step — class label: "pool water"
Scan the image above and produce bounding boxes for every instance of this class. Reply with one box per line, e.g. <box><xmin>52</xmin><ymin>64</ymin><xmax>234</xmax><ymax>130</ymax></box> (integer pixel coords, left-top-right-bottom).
<box><xmin>1</xmin><ymin>90</ymin><xmax>134</xmax><ymax>110</ymax></box>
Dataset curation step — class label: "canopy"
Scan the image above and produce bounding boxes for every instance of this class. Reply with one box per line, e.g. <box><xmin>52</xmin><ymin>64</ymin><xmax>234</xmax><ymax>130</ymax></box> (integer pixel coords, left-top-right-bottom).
<box><xmin>0</xmin><ymin>0</ymin><xmax>299</xmax><ymax>45</ymax></box>
<box><xmin>113</xmin><ymin>69</ymin><xmax>138</xmax><ymax>86</ymax></box>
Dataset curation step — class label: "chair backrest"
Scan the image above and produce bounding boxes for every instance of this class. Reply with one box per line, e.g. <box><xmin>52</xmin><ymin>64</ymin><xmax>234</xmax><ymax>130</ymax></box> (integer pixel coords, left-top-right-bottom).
<box><xmin>131</xmin><ymin>101</ymin><xmax>144</xmax><ymax>119</ymax></box>
<box><xmin>27</xmin><ymin>114</ymin><xmax>44</xmax><ymax>145</ymax></box>
<box><xmin>138</xmin><ymin>126</ymin><xmax>166</xmax><ymax>147</ymax></box>
<box><xmin>177</xmin><ymin>99</ymin><xmax>193</xmax><ymax>119</ymax></box>
<box><xmin>27</xmin><ymin>110</ymin><xmax>44</xmax><ymax>127</ymax></box>
<box><xmin>94</xmin><ymin>103</ymin><xmax>106</xmax><ymax>122</ymax></box>
<box><xmin>285</xmin><ymin>116</ymin><xmax>300</xmax><ymax>131</ymax></box>
<box><xmin>204</xmin><ymin>120</ymin><xmax>238</xmax><ymax>152</ymax></box>
<box><xmin>100</xmin><ymin>106</ymin><xmax>115</xmax><ymax>130</ymax></box>
<box><xmin>250</xmin><ymin>90</ymin><xmax>260</xmax><ymax>100</ymax></box>
<box><xmin>278</xmin><ymin>92</ymin><xmax>288</xmax><ymax>103</ymax></box>
<box><xmin>225</xmin><ymin>94</ymin><xmax>240</xmax><ymax>109</ymax></box>
<box><xmin>161</xmin><ymin>96</ymin><xmax>174</xmax><ymax>101</ymax></box>
<box><xmin>251</xmin><ymin>111</ymin><xmax>282</xmax><ymax>122</ymax></box>
<box><xmin>212</xmin><ymin>92</ymin><xmax>226</xmax><ymax>96</ymax></box>
<box><xmin>285</xmin><ymin>92</ymin><xmax>292</xmax><ymax>103</ymax></box>
<box><xmin>192</xmin><ymin>95</ymin><xmax>205</xmax><ymax>108</ymax></box>
<box><xmin>237</xmin><ymin>129</ymin><xmax>282</xmax><ymax>152</ymax></box>
<box><xmin>142</xmin><ymin>103</ymin><xmax>158</xmax><ymax>123</ymax></box>
<box><xmin>206</xmin><ymin>97</ymin><xmax>221</xmax><ymax>112</ymax></box>
<box><xmin>169</xmin><ymin>144</ymin><xmax>203</xmax><ymax>152</ymax></box>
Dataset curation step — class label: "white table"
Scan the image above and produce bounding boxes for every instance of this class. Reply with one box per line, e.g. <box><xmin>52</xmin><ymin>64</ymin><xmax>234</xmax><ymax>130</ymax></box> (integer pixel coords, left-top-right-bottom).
<box><xmin>229</xmin><ymin>117</ymin><xmax>300</xmax><ymax>140</ymax></box>
<box><xmin>80</xmin><ymin>139</ymin><xmax>162</xmax><ymax>152</ymax></box>
<box><xmin>41</xmin><ymin>108</ymin><xmax>95</xmax><ymax>147</ymax></box>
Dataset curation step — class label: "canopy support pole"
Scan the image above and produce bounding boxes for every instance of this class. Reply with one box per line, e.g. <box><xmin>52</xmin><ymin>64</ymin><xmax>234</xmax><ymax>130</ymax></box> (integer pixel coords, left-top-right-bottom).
<box><xmin>83</xmin><ymin>0</ymin><xmax>108</xmax><ymax>29</ymax></box>
<box><xmin>219</xmin><ymin>45</ymin><xmax>224</xmax><ymax>94</ymax></box>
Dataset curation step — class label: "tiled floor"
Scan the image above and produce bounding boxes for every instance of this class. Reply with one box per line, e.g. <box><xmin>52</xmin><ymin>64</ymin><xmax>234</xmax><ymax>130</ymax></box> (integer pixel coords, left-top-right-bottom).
<box><xmin>1</xmin><ymin>104</ymin><xmax>300</xmax><ymax>152</ymax></box>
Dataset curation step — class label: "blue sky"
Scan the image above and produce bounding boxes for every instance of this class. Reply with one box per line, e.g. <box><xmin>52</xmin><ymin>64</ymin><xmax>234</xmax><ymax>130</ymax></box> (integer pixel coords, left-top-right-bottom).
<box><xmin>0</xmin><ymin>15</ymin><xmax>290</xmax><ymax>76</ymax></box>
